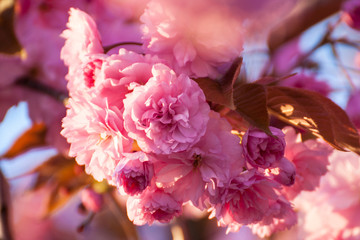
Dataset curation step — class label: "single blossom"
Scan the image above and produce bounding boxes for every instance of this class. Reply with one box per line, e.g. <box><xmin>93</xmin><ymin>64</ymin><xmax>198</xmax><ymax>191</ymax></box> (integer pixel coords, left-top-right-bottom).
<box><xmin>113</xmin><ymin>151</ymin><xmax>154</xmax><ymax>196</ymax></box>
<box><xmin>61</xmin><ymin>95</ymin><xmax>132</xmax><ymax>182</ymax></box>
<box><xmin>123</xmin><ymin>63</ymin><xmax>210</xmax><ymax>154</ymax></box>
<box><xmin>242</xmin><ymin>127</ymin><xmax>286</xmax><ymax>168</ymax></box>
<box><xmin>282</xmin><ymin>127</ymin><xmax>332</xmax><ymax>200</ymax></box>
<box><xmin>140</xmin><ymin>0</ymin><xmax>243</xmax><ymax>78</ymax></box>
<box><xmin>126</xmin><ymin>187</ymin><xmax>182</xmax><ymax>225</ymax></box>
<box><xmin>208</xmin><ymin>169</ymin><xmax>280</xmax><ymax>233</ymax></box>
<box><xmin>153</xmin><ymin>111</ymin><xmax>244</xmax><ymax>208</ymax></box>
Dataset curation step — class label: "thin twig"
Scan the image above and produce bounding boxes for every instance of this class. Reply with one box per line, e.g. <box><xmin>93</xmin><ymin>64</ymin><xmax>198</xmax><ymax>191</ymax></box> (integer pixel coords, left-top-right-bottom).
<box><xmin>15</xmin><ymin>76</ymin><xmax>68</xmax><ymax>103</ymax></box>
<box><xmin>103</xmin><ymin>42</ymin><xmax>142</xmax><ymax>54</ymax></box>
<box><xmin>330</xmin><ymin>43</ymin><xmax>356</xmax><ymax>90</ymax></box>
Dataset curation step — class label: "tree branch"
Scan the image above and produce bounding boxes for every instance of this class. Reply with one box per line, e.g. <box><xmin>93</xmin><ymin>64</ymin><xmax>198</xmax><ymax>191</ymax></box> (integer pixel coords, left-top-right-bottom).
<box><xmin>268</xmin><ymin>0</ymin><xmax>345</xmax><ymax>53</ymax></box>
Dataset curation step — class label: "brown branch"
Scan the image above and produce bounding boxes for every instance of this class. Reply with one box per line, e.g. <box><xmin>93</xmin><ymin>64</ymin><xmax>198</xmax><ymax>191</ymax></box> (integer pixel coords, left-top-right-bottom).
<box><xmin>15</xmin><ymin>76</ymin><xmax>68</xmax><ymax>103</ymax></box>
<box><xmin>0</xmin><ymin>169</ymin><xmax>13</xmax><ymax>240</ymax></box>
<box><xmin>103</xmin><ymin>42</ymin><xmax>142</xmax><ymax>54</ymax></box>
<box><xmin>268</xmin><ymin>0</ymin><xmax>345</xmax><ymax>54</ymax></box>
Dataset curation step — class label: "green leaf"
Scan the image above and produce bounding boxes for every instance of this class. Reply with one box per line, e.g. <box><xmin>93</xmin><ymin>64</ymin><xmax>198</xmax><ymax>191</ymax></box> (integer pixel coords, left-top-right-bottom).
<box><xmin>233</xmin><ymin>83</ymin><xmax>271</xmax><ymax>134</ymax></box>
<box><xmin>267</xmin><ymin>86</ymin><xmax>360</xmax><ymax>154</ymax></box>
<box><xmin>0</xmin><ymin>0</ymin><xmax>23</xmax><ymax>55</ymax></box>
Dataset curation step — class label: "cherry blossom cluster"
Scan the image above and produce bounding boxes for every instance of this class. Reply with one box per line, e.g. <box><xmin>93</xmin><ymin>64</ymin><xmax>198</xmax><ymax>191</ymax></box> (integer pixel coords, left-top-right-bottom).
<box><xmin>60</xmin><ymin>4</ymin><xmax>332</xmax><ymax>237</ymax></box>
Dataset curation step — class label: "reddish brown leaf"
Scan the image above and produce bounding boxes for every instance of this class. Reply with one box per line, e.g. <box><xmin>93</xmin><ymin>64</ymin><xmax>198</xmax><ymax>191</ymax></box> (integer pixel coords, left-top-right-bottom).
<box><xmin>194</xmin><ymin>58</ymin><xmax>242</xmax><ymax>110</ymax></box>
<box><xmin>29</xmin><ymin>155</ymin><xmax>93</xmax><ymax>215</ymax></box>
<box><xmin>233</xmin><ymin>83</ymin><xmax>271</xmax><ymax>134</ymax></box>
<box><xmin>195</xmin><ymin>78</ymin><xmax>234</xmax><ymax>109</ymax></box>
<box><xmin>2</xmin><ymin>123</ymin><xmax>47</xmax><ymax>159</ymax></box>
<box><xmin>267</xmin><ymin>86</ymin><xmax>360</xmax><ymax>154</ymax></box>
<box><xmin>0</xmin><ymin>0</ymin><xmax>23</xmax><ymax>54</ymax></box>
<box><xmin>220</xmin><ymin>57</ymin><xmax>243</xmax><ymax>95</ymax></box>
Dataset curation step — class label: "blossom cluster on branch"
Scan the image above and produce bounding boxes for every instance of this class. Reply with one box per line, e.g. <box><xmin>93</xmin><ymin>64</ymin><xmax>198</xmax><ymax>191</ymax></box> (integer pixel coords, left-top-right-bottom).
<box><xmin>1</xmin><ymin>0</ymin><xmax>360</xmax><ymax>239</ymax></box>
<box><xmin>59</xmin><ymin>4</ymin><xmax>337</xmax><ymax>236</ymax></box>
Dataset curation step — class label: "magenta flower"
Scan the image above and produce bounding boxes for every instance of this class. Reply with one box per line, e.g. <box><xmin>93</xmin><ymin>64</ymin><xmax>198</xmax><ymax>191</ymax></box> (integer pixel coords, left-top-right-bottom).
<box><xmin>140</xmin><ymin>0</ymin><xmax>243</xmax><ymax>78</ymax></box>
<box><xmin>208</xmin><ymin>169</ymin><xmax>280</xmax><ymax>232</ymax></box>
<box><xmin>153</xmin><ymin>111</ymin><xmax>244</xmax><ymax>207</ymax></box>
<box><xmin>123</xmin><ymin>63</ymin><xmax>210</xmax><ymax>154</ymax></box>
<box><xmin>126</xmin><ymin>188</ymin><xmax>182</xmax><ymax>225</ymax></box>
<box><xmin>346</xmin><ymin>90</ymin><xmax>360</xmax><ymax>129</ymax></box>
<box><xmin>342</xmin><ymin>0</ymin><xmax>360</xmax><ymax>30</ymax></box>
<box><xmin>113</xmin><ymin>152</ymin><xmax>154</xmax><ymax>196</ymax></box>
<box><xmin>269</xmin><ymin>157</ymin><xmax>296</xmax><ymax>186</ymax></box>
<box><xmin>242</xmin><ymin>127</ymin><xmax>286</xmax><ymax>168</ymax></box>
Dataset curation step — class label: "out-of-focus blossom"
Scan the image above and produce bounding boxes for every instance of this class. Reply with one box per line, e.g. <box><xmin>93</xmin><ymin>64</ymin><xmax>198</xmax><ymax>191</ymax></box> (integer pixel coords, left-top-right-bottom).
<box><xmin>274</xmin><ymin>150</ymin><xmax>360</xmax><ymax>240</ymax></box>
<box><xmin>342</xmin><ymin>0</ymin><xmax>360</xmax><ymax>30</ymax></box>
<box><xmin>154</xmin><ymin>111</ymin><xmax>243</xmax><ymax>207</ymax></box>
<box><xmin>251</xmin><ymin>198</ymin><xmax>297</xmax><ymax>238</ymax></box>
<box><xmin>140</xmin><ymin>0</ymin><xmax>244</xmax><ymax>78</ymax></box>
<box><xmin>242</xmin><ymin>127</ymin><xmax>286</xmax><ymax>169</ymax></box>
<box><xmin>113</xmin><ymin>151</ymin><xmax>154</xmax><ymax>196</ymax></box>
<box><xmin>81</xmin><ymin>187</ymin><xmax>104</xmax><ymax>212</ymax></box>
<box><xmin>272</xmin><ymin>38</ymin><xmax>301</xmax><ymax>75</ymax></box>
<box><xmin>346</xmin><ymin>90</ymin><xmax>360</xmax><ymax>129</ymax></box>
<box><xmin>126</xmin><ymin>188</ymin><xmax>182</xmax><ymax>225</ymax></box>
<box><xmin>279</xmin><ymin>72</ymin><xmax>332</xmax><ymax>97</ymax></box>
<box><xmin>123</xmin><ymin>63</ymin><xmax>210</xmax><ymax>154</ymax></box>
<box><xmin>282</xmin><ymin>127</ymin><xmax>332</xmax><ymax>199</ymax></box>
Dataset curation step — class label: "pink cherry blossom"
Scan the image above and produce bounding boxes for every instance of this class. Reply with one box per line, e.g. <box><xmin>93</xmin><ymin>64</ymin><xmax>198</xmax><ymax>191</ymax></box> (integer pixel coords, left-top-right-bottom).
<box><xmin>319</xmin><ymin>151</ymin><xmax>360</xmax><ymax>227</ymax></box>
<box><xmin>208</xmin><ymin>169</ymin><xmax>280</xmax><ymax>232</ymax></box>
<box><xmin>140</xmin><ymin>0</ymin><xmax>244</xmax><ymax>78</ymax></box>
<box><xmin>61</xmin><ymin>95</ymin><xmax>132</xmax><ymax>182</ymax></box>
<box><xmin>282</xmin><ymin>127</ymin><xmax>332</xmax><ymax>199</ymax></box>
<box><xmin>242</xmin><ymin>127</ymin><xmax>286</xmax><ymax>169</ymax></box>
<box><xmin>154</xmin><ymin>111</ymin><xmax>244</xmax><ymax>207</ymax></box>
<box><xmin>126</xmin><ymin>188</ymin><xmax>182</xmax><ymax>225</ymax></box>
<box><xmin>346</xmin><ymin>90</ymin><xmax>360</xmax><ymax>129</ymax></box>
<box><xmin>277</xmin><ymin>150</ymin><xmax>360</xmax><ymax>240</ymax></box>
<box><xmin>61</xmin><ymin>8</ymin><xmax>104</xmax><ymax>84</ymax></box>
<box><xmin>123</xmin><ymin>63</ymin><xmax>210</xmax><ymax>154</ymax></box>
<box><xmin>251</xmin><ymin>197</ymin><xmax>297</xmax><ymax>238</ymax></box>
<box><xmin>81</xmin><ymin>187</ymin><xmax>104</xmax><ymax>212</ymax></box>
<box><xmin>113</xmin><ymin>151</ymin><xmax>154</xmax><ymax>196</ymax></box>
<box><xmin>268</xmin><ymin>157</ymin><xmax>296</xmax><ymax>187</ymax></box>
<box><xmin>342</xmin><ymin>0</ymin><xmax>360</xmax><ymax>30</ymax></box>
<box><xmin>272</xmin><ymin>38</ymin><xmax>302</xmax><ymax>76</ymax></box>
